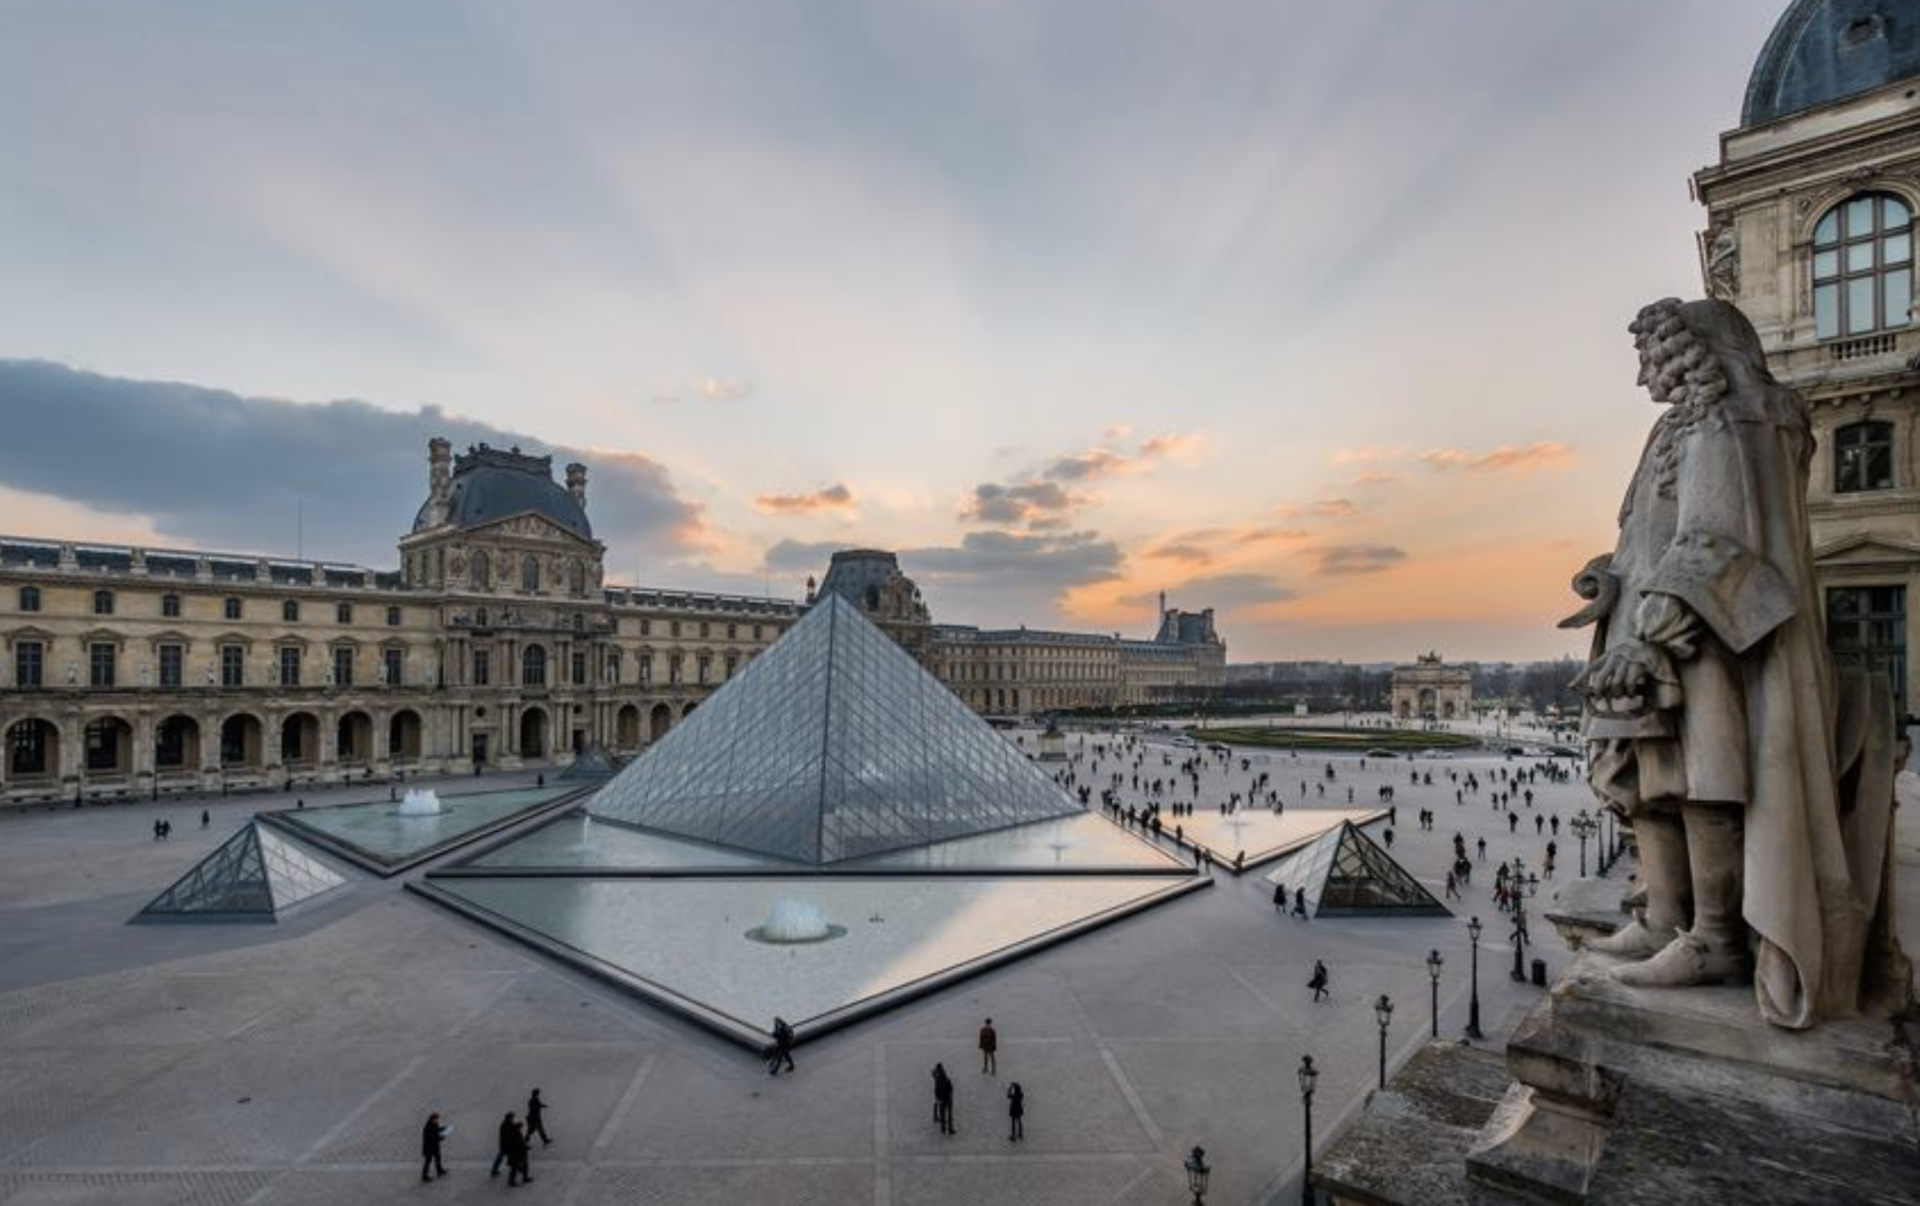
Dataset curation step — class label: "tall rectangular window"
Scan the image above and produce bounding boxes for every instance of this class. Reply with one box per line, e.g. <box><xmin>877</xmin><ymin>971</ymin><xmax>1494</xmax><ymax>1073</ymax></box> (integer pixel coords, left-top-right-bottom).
<box><xmin>1835</xmin><ymin>421</ymin><xmax>1895</xmax><ymax>493</ymax></box>
<box><xmin>15</xmin><ymin>641</ymin><xmax>43</xmax><ymax>688</ymax></box>
<box><xmin>639</xmin><ymin>653</ymin><xmax>653</xmax><ymax>685</ymax></box>
<box><xmin>333</xmin><ymin>646</ymin><xmax>354</xmax><ymax>687</ymax></box>
<box><xmin>473</xmin><ymin>649</ymin><xmax>491</xmax><ymax>687</ymax></box>
<box><xmin>572</xmin><ymin>650</ymin><xmax>588</xmax><ymax>686</ymax></box>
<box><xmin>669</xmin><ymin>653</ymin><xmax>683</xmax><ymax>685</ymax></box>
<box><xmin>386</xmin><ymin>605</ymin><xmax>402</xmax><ymax>627</ymax></box>
<box><xmin>93</xmin><ymin>590</ymin><xmax>114</xmax><ymax>616</ymax></box>
<box><xmin>225</xmin><ymin>597</ymin><xmax>243</xmax><ymax>620</ymax></box>
<box><xmin>1828</xmin><ymin>585</ymin><xmax>1907</xmax><ymax>717</ymax></box>
<box><xmin>279</xmin><ymin>646</ymin><xmax>302</xmax><ymax>687</ymax></box>
<box><xmin>90</xmin><ymin>642</ymin><xmax>116</xmax><ymax>688</ymax></box>
<box><xmin>219</xmin><ymin>644</ymin><xmax>244</xmax><ymax>687</ymax></box>
<box><xmin>158</xmin><ymin>643</ymin><xmax>183</xmax><ymax>688</ymax></box>
<box><xmin>384</xmin><ymin>648</ymin><xmax>403</xmax><ymax>685</ymax></box>
<box><xmin>697</xmin><ymin>653</ymin><xmax>712</xmax><ymax>684</ymax></box>
<box><xmin>161</xmin><ymin>593</ymin><xmax>181</xmax><ymax>618</ymax></box>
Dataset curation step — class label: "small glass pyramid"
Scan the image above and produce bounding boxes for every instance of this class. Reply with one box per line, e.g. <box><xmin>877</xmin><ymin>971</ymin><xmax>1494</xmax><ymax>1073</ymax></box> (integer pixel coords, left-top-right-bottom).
<box><xmin>589</xmin><ymin>594</ymin><xmax>1083</xmax><ymax>863</ymax></box>
<box><xmin>1262</xmin><ymin>821</ymin><xmax>1449</xmax><ymax>918</ymax></box>
<box><xmin>138</xmin><ymin>823</ymin><xmax>346</xmax><ymax>919</ymax></box>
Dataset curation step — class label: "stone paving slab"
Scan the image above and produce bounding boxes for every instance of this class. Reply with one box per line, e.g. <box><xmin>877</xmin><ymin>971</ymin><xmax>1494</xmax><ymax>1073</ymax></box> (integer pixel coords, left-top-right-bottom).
<box><xmin>0</xmin><ymin>1169</ymin><xmax>274</xmax><ymax>1206</ymax></box>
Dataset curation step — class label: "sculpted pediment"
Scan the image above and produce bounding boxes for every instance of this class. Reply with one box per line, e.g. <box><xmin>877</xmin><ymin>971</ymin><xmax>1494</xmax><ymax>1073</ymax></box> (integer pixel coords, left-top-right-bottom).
<box><xmin>468</xmin><ymin>513</ymin><xmax>594</xmax><ymax>547</ymax></box>
<box><xmin>1812</xmin><ymin>533</ymin><xmax>1920</xmax><ymax>568</ymax></box>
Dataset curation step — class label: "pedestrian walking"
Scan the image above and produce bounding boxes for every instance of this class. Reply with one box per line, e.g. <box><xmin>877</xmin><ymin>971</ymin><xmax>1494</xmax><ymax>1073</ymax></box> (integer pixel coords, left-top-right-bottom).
<box><xmin>200</xmin><ymin>809</ymin><xmax>210</xmax><ymax>828</ymax></box>
<box><xmin>768</xmin><ymin>1016</ymin><xmax>796</xmax><ymax>1075</ymax></box>
<box><xmin>490</xmin><ymin>1112</ymin><xmax>519</xmax><ymax>1178</ymax></box>
<box><xmin>1308</xmin><ymin>959</ymin><xmax>1330</xmax><ymax>1002</ymax></box>
<box><xmin>1007</xmin><ymin>1082</ymin><xmax>1025</xmax><ymax>1141</ymax></box>
<box><xmin>525</xmin><ymin>1089</ymin><xmax>551</xmax><ymax>1146</ymax></box>
<box><xmin>507</xmin><ymin>1114</ymin><xmax>532</xmax><ymax>1186</ymax></box>
<box><xmin>1292</xmin><ymin>892</ymin><xmax>1308</xmax><ymax>921</ymax></box>
<box><xmin>1273</xmin><ymin>882</ymin><xmax>1287</xmax><ymax>911</ymax></box>
<box><xmin>932</xmin><ymin>1063</ymin><xmax>956</xmax><ymax>1135</ymax></box>
<box><xmin>421</xmin><ymin>1111</ymin><xmax>448</xmax><ymax>1182</ymax></box>
<box><xmin>978</xmin><ymin>1018</ymin><xmax>998</xmax><ymax>1075</ymax></box>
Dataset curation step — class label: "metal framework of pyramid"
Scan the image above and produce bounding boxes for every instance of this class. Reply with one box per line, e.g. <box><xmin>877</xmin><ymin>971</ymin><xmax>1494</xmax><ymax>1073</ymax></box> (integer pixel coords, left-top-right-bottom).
<box><xmin>1262</xmin><ymin>820</ymin><xmax>1449</xmax><ymax>918</ymax></box>
<box><xmin>588</xmin><ymin>593</ymin><xmax>1082</xmax><ymax>864</ymax></box>
<box><xmin>138</xmin><ymin>822</ymin><xmax>346</xmax><ymax>920</ymax></box>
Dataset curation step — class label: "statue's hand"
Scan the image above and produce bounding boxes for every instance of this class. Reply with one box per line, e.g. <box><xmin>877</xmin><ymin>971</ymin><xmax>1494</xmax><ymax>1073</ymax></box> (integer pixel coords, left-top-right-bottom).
<box><xmin>1575</xmin><ymin>641</ymin><xmax>1661</xmax><ymax>703</ymax></box>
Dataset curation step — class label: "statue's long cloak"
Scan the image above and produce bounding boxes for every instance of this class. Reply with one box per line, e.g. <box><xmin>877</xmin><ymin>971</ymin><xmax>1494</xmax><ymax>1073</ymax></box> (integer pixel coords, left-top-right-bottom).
<box><xmin>1597</xmin><ymin>378</ymin><xmax>1882</xmax><ymax>1028</ymax></box>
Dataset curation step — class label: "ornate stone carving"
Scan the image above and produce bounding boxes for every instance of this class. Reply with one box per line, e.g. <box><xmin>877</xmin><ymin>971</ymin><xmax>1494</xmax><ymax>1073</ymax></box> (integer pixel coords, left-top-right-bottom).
<box><xmin>1564</xmin><ymin>298</ymin><xmax>1909</xmax><ymax>1029</ymax></box>
<box><xmin>1702</xmin><ymin>224</ymin><xmax>1740</xmax><ymax>299</ymax></box>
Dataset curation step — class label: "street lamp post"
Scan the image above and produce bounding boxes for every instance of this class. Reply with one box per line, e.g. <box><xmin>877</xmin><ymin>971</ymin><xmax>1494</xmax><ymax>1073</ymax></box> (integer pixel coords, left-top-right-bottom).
<box><xmin>1511</xmin><ymin>871</ymin><xmax>1539</xmax><ymax>982</ymax></box>
<box><xmin>1184</xmin><ymin>1145</ymin><xmax>1211</xmax><ymax>1206</ymax></box>
<box><xmin>1425</xmin><ymin>949</ymin><xmax>1444</xmax><ymax>1039</ymax></box>
<box><xmin>1373</xmin><ymin>994</ymin><xmax>1394</xmax><ymax>1089</ymax></box>
<box><xmin>1571</xmin><ymin>810</ymin><xmax>1597</xmax><ymax>877</ymax></box>
<box><xmin>1465</xmin><ymin>917</ymin><xmax>1484</xmax><ymax>1039</ymax></box>
<box><xmin>1298</xmin><ymin>1055</ymin><xmax>1318</xmax><ymax>1206</ymax></box>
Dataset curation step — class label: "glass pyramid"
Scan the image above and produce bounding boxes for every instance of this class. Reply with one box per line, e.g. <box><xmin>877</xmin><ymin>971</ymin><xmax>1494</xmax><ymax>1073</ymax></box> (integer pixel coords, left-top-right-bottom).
<box><xmin>588</xmin><ymin>594</ymin><xmax>1083</xmax><ymax>864</ymax></box>
<box><xmin>138</xmin><ymin>823</ymin><xmax>346</xmax><ymax>919</ymax></box>
<box><xmin>1261</xmin><ymin>821</ymin><xmax>1449</xmax><ymax>918</ymax></box>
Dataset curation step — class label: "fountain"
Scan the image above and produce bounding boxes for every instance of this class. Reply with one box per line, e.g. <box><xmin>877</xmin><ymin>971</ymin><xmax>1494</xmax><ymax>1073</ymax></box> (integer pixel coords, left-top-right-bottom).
<box><xmin>397</xmin><ymin>788</ymin><xmax>444</xmax><ymax>817</ymax></box>
<box><xmin>745</xmin><ymin>897</ymin><xmax>847</xmax><ymax>945</ymax></box>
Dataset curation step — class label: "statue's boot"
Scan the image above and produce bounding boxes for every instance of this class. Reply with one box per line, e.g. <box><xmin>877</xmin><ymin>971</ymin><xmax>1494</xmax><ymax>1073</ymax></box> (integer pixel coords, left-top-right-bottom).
<box><xmin>1614</xmin><ymin>806</ymin><xmax>1746</xmax><ymax>988</ymax></box>
<box><xmin>1588</xmin><ymin>811</ymin><xmax>1687</xmax><ymax>960</ymax></box>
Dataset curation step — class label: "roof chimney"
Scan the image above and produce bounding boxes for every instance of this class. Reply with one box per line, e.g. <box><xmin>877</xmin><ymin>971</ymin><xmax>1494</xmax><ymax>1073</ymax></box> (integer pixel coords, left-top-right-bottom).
<box><xmin>426</xmin><ymin>438</ymin><xmax>452</xmax><ymax>527</ymax></box>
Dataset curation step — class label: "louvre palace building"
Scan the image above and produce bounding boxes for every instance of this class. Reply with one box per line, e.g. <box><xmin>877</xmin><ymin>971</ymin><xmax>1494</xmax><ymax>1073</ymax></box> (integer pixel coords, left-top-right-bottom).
<box><xmin>0</xmin><ymin>439</ymin><xmax>1223</xmax><ymax>804</ymax></box>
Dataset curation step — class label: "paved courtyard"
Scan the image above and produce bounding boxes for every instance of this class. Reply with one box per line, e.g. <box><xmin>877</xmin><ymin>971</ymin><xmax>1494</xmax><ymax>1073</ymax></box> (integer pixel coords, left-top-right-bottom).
<box><xmin>3</xmin><ymin>728</ymin><xmax>1911</xmax><ymax>1205</ymax></box>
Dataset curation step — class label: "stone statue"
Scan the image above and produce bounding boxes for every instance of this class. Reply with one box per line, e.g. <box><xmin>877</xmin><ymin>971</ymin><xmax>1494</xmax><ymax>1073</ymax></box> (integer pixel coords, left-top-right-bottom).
<box><xmin>1566</xmin><ymin>297</ymin><xmax>1907</xmax><ymax>1029</ymax></box>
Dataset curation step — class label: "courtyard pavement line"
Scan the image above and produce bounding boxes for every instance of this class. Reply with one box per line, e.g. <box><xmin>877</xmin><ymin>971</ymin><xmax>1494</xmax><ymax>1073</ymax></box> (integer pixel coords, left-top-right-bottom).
<box><xmin>1098</xmin><ymin>1044</ymin><xmax>1163</xmax><ymax>1143</ymax></box>
<box><xmin>873</xmin><ymin>1042</ymin><xmax>891</xmax><ymax>1206</ymax></box>
<box><xmin>290</xmin><ymin>1053</ymin><xmax>426</xmax><ymax>1168</ymax></box>
<box><xmin>587</xmin><ymin>1052</ymin><xmax>657</xmax><ymax>1159</ymax></box>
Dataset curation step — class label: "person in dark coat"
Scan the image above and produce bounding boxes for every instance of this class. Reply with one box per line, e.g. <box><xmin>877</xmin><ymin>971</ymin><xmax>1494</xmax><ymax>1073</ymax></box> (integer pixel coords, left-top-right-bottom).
<box><xmin>1006</xmin><ymin>1082</ymin><xmax>1025</xmax><ymax>1141</ymax></box>
<box><xmin>1308</xmin><ymin>959</ymin><xmax>1330</xmax><ymax>1003</ymax></box>
<box><xmin>1273</xmin><ymin>882</ymin><xmax>1287</xmax><ymax>911</ymax></box>
<box><xmin>421</xmin><ymin>1111</ymin><xmax>447</xmax><ymax>1182</ymax></box>
<box><xmin>507</xmin><ymin>1116</ymin><xmax>532</xmax><ymax>1186</ymax></box>
<box><xmin>978</xmin><ymin>1018</ymin><xmax>997</xmax><ymax>1075</ymax></box>
<box><xmin>525</xmin><ymin>1089</ymin><xmax>551</xmax><ymax>1146</ymax></box>
<box><xmin>768</xmin><ymin>1017</ymin><xmax>796</xmax><ymax>1075</ymax></box>
<box><xmin>932</xmin><ymin>1063</ymin><xmax>955</xmax><ymax>1135</ymax></box>
<box><xmin>491</xmin><ymin>1112</ymin><xmax>518</xmax><ymax>1178</ymax></box>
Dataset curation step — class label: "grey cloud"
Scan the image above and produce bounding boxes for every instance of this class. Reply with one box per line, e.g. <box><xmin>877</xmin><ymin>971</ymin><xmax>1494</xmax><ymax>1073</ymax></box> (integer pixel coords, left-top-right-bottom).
<box><xmin>960</xmin><ymin>481</ymin><xmax>1074</xmax><ymax>525</ymax></box>
<box><xmin>0</xmin><ymin>360</ymin><xmax>707</xmax><ymax>567</ymax></box>
<box><xmin>1312</xmin><ymin>544</ymin><xmax>1407</xmax><ymax>575</ymax></box>
<box><xmin>761</xmin><ymin>538</ymin><xmax>849</xmax><ymax>575</ymax></box>
<box><xmin>904</xmin><ymin>530</ymin><xmax>1124</xmax><ymax>589</ymax></box>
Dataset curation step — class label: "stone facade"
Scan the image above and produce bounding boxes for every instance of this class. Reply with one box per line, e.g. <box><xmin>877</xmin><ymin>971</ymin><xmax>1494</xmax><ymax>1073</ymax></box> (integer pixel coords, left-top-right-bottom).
<box><xmin>1693</xmin><ymin>7</ymin><xmax>1920</xmax><ymax>716</ymax></box>
<box><xmin>0</xmin><ymin>442</ymin><xmax>799</xmax><ymax>804</ymax></box>
<box><xmin>0</xmin><ymin>444</ymin><xmax>1225</xmax><ymax>802</ymax></box>
<box><xmin>1389</xmin><ymin>652</ymin><xmax>1472</xmax><ymax>720</ymax></box>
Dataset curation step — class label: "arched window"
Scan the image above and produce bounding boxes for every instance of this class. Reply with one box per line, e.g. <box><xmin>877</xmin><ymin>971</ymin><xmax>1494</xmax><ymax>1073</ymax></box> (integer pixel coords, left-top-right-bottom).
<box><xmin>18</xmin><ymin>586</ymin><xmax>40</xmax><ymax>613</ymax></box>
<box><xmin>1835</xmin><ymin>420</ymin><xmax>1895</xmax><ymax>493</ymax></box>
<box><xmin>1814</xmin><ymin>192</ymin><xmax>1913</xmax><ymax>340</ymax></box>
<box><xmin>522</xmin><ymin>555</ymin><xmax>540</xmax><ymax>593</ymax></box>
<box><xmin>522</xmin><ymin>644</ymin><xmax>547</xmax><ymax>686</ymax></box>
<box><xmin>283</xmin><ymin>599</ymin><xmax>300</xmax><ymax>623</ymax></box>
<box><xmin>472</xmin><ymin>550</ymin><xmax>490</xmax><ymax>590</ymax></box>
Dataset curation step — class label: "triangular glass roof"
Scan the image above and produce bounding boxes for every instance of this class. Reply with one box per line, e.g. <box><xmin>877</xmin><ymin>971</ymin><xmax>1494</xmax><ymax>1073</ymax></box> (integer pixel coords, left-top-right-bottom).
<box><xmin>589</xmin><ymin>594</ymin><xmax>1082</xmax><ymax>864</ymax></box>
<box><xmin>1262</xmin><ymin>821</ymin><xmax>1449</xmax><ymax>918</ymax></box>
<box><xmin>139</xmin><ymin>823</ymin><xmax>346</xmax><ymax>919</ymax></box>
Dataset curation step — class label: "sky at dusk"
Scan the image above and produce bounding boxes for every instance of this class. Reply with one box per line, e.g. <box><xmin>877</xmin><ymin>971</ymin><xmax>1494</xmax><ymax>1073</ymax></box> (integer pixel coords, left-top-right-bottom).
<box><xmin>0</xmin><ymin>0</ymin><xmax>1790</xmax><ymax>661</ymax></box>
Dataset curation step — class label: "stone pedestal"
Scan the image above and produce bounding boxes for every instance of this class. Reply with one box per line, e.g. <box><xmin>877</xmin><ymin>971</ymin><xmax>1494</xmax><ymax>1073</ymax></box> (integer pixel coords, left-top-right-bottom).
<box><xmin>1314</xmin><ymin>952</ymin><xmax>1918</xmax><ymax>1206</ymax></box>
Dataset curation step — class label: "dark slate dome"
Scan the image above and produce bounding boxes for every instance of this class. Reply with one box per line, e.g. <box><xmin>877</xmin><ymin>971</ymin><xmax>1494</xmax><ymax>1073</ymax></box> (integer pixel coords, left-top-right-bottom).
<box><xmin>1744</xmin><ymin>0</ymin><xmax>1920</xmax><ymax>127</ymax></box>
<box><xmin>412</xmin><ymin>444</ymin><xmax>592</xmax><ymax>538</ymax></box>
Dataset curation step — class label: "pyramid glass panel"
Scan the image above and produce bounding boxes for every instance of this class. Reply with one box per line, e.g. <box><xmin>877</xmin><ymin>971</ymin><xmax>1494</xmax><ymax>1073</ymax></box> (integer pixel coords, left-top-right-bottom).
<box><xmin>1262</xmin><ymin>821</ymin><xmax>1447</xmax><ymax>918</ymax></box>
<box><xmin>590</xmin><ymin>595</ymin><xmax>1081</xmax><ymax>863</ymax></box>
<box><xmin>139</xmin><ymin>822</ymin><xmax>345</xmax><ymax>919</ymax></box>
